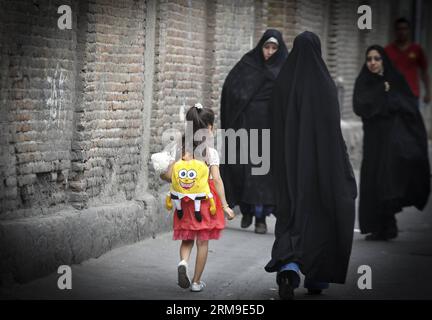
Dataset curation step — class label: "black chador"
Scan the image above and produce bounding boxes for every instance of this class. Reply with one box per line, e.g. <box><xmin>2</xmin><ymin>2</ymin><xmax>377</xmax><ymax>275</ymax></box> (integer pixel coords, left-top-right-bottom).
<box><xmin>220</xmin><ymin>29</ymin><xmax>288</xmax><ymax>209</ymax></box>
<box><xmin>264</xmin><ymin>32</ymin><xmax>357</xmax><ymax>284</ymax></box>
<box><xmin>353</xmin><ymin>45</ymin><xmax>430</xmax><ymax>239</ymax></box>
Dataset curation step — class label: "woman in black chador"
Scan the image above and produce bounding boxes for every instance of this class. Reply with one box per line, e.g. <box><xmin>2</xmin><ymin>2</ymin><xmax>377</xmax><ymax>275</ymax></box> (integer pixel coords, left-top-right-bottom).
<box><xmin>353</xmin><ymin>45</ymin><xmax>430</xmax><ymax>241</ymax></box>
<box><xmin>220</xmin><ymin>29</ymin><xmax>288</xmax><ymax>234</ymax></box>
<box><xmin>264</xmin><ymin>31</ymin><xmax>357</xmax><ymax>300</ymax></box>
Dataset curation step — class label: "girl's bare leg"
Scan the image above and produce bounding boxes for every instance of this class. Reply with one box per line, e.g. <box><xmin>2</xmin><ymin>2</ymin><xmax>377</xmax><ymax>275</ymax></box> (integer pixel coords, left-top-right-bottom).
<box><xmin>180</xmin><ymin>240</ymin><xmax>194</xmax><ymax>262</ymax></box>
<box><xmin>178</xmin><ymin>240</ymin><xmax>194</xmax><ymax>289</ymax></box>
<box><xmin>192</xmin><ymin>239</ymin><xmax>209</xmax><ymax>283</ymax></box>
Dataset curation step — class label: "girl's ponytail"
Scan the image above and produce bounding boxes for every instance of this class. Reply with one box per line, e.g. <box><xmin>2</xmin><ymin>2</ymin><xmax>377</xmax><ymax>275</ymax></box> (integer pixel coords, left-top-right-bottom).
<box><xmin>184</xmin><ymin>103</ymin><xmax>215</xmax><ymax>161</ymax></box>
<box><xmin>185</xmin><ymin>103</ymin><xmax>215</xmax><ymax>133</ymax></box>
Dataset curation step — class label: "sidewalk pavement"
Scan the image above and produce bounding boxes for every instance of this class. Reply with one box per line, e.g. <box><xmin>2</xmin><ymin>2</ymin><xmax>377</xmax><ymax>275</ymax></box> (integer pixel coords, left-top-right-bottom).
<box><xmin>1</xmin><ymin>191</ymin><xmax>432</xmax><ymax>300</ymax></box>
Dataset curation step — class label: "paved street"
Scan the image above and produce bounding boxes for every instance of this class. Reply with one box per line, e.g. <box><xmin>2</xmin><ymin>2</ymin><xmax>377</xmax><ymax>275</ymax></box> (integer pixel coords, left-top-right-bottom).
<box><xmin>1</xmin><ymin>186</ymin><xmax>432</xmax><ymax>300</ymax></box>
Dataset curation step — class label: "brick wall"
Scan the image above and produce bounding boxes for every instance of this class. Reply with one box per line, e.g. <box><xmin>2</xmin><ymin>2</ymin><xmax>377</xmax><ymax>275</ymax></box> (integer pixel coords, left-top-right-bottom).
<box><xmin>294</xmin><ymin>0</ymin><xmax>330</xmax><ymax>59</ymax></box>
<box><xmin>208</xmin><ymin>0</ymin><xmax>255</xmax><ymax>125</ymax></box>
<box><xmin>326</xmin><ymin>0</ymin><xmax>364</xmax><ymax>119</ymax></box>
<box><xmin>69</xmin><ymin>0</ymin><xmax>146</xmax><ymax>209</ymax></box>
<box><xmin>149</xmin><ymin>0</ymin><xmax>207</xmax><ymax>157</ymax></box>
<box><xmin>261</xmin><ymin>0</ymin><xmax>297</xmax><ymax>47</ymax></box>
<box><xmin>362</xmin><ymin>0</ymin><xmax>392</xmax><ymax>47</ymax></box>
<box><xmin>0</xmin><ymin>0</ymin><xmax>147</xmax><ymax>215</ymax></box>
<box><xmin>0</xmin><ymin>0</ymin><xmax>78</xmax><ymax>217</ymax></box>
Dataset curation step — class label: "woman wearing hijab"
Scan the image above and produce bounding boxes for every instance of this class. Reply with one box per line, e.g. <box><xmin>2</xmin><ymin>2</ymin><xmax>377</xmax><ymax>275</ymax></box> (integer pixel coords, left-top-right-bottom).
<box><xmin>264</xmin><ymin>31</ymin><xmax>357</xmax><ymax>300</ymax></box>
<box><xmin>353</xmin><ymin>45</ymin><xmax>430</xmax><ymax>241</ymax></box>
<box><xmin>220</xmin><ymin>29</ymin><xmax>288</xmax><ymax>234</ymax></box>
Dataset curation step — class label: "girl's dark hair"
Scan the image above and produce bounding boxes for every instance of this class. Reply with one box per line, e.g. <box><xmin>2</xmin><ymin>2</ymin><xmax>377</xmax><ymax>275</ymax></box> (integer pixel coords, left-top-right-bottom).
<box><xmin>185</xmin><ymin>105</ymin><xmax>215</xmax><ymax>132</ymax></box>
<box><xmin>182</xmin><ymin>105</ymin><xmax>215</xmax><ymax>161</ymax></box>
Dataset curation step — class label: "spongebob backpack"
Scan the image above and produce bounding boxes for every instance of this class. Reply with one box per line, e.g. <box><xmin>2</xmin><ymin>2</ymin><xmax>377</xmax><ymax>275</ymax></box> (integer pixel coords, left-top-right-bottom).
<box><xmin>166</xmin><ymin>159</ymin><xmax>216</xmax><ymax>222</ymax></box>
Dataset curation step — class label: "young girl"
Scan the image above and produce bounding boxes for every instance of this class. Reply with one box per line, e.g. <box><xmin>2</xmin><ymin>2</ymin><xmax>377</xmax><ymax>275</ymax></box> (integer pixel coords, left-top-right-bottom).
<box><xmin>160</xmin><ymin>103</ymin><xmax>235</xmax><ymax>292</ymax></box>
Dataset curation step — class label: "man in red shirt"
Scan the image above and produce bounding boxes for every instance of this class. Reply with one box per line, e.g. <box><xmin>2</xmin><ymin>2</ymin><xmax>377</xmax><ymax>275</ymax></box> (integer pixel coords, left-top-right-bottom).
<box><xmin>385</xmin><ymin>18</ymin><xmax>431</xmax><ymax>104</ymax></box>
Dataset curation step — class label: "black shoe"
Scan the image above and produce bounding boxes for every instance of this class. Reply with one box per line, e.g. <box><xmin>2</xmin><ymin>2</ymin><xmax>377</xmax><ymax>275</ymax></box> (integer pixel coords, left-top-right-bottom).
<box><xmin>304</xmin><ymin>278</ymin><xmax>329</xmax><ymax>294</ymax></box>
<box><xmin>241</xmin><ymin>214</ymin><xmax>253</xmax><ymax>228</ymax></box>
<box><xmin>385</xmin><ymin>229</ymin><xmax>398</xmax><ymax>240</ymax></box>
<box><xmin>177</xmin><ymin>209</ymin><xmax>183</xmax><ymax>220</ymax></box>
<box><xmin>276</xmin><ymin>271</ymin><xmax>299</xmax><ymax>300</ymax></box>
<box><xmin>365</xmin><ymin>232</ymin><xmax>387</xmax><ymax>241</ymax></box>
<box><xmin>384</xmin><ymin>219</ymin><xmax>398</xmax><ymax>239</ymax></box>
<box><xmin>194</xmin><ymin>211</ymin><xmax>202</xmax><ymax>222</ymax></box>
<box><xmin>255</xmin><ymin>222</ymin><xmax>267</xmax><ymax>234</ymax></box>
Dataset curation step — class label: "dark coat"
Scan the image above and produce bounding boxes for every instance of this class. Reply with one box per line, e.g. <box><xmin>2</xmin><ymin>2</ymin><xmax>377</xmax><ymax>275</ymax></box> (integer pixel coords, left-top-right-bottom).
<box><xmin>220</xmin><ymin>29</ymin><xmax>288</xmax><ymax>207</ymax></box>
<box><xmin>353</xmin><ymin>45</ymin><xmax>430</xmax><ymax>234</ymax></box>
<box><xmin>264</xmin><ymin>32</ymin><xmax>357</xmax><ymax>284</ymax></box>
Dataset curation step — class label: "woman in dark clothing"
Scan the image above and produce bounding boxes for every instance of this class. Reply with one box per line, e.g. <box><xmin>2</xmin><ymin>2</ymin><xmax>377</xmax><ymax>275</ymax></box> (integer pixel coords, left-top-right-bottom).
<box><xmin>220</xmin><ymin>29</ymin><xmax>288</xmax><ymax>234</ymax></box>
<box><xmin>265</xmin><ymin>31</ymin><xmax>357</xmax><ymax>300</ymax></box>
<box><xmin>353</xmin><ymin>45</ymin><xmax>430</xmax><ymax>241</ymax></box>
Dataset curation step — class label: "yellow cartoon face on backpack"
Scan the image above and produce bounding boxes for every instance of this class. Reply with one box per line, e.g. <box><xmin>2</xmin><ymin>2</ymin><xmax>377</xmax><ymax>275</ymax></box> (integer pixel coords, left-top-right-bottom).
<box><xmin>171</xmin><ymin>159</ymin><xmax>211</xmax><ymax>195</ymax></box>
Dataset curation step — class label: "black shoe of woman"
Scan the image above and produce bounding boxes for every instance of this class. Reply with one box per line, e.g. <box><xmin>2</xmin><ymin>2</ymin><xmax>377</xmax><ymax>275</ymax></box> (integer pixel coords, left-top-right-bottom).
<box><xmin>254</xmin><ymin>217</ymin><xmax>267</xmax><ymax>234</ymax></box>
<box><xmin>276</xmin><ymin>271</ymin><xmax>299</xmax><ymax>300</ymax></box>
<box><xmin>241</xmin><ymin>214</ymin><xmax>253</xmax><ymax>228</ymax></box>
<box><xmin>365</xmin><ymin>232</ymin><xmax>388</xmax><ymax>241</ymax></box>
<box><xmin>255</xmin><ymin>222</ymin><xmax>267</xmax><ymax>234</ymax></box>
<box><xmin>384</xmin><ymin>218</ymin><xmax>398</xmax><ymax>239</ymax></box>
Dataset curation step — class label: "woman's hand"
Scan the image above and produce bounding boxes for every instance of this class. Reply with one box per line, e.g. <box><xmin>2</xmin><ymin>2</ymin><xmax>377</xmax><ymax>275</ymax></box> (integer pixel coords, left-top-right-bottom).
<box><xmin>384</xmin><ymin>81</ymin><xmax>390</xmax><ymax>92</ymax></box>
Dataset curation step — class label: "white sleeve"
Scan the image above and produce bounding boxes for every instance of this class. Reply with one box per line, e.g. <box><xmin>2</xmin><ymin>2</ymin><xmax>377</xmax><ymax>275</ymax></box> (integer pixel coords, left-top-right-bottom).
<box><xmin>208</xmin><ymin>147</ymin><xmax>220</xmax><ymax>166</ymax></box>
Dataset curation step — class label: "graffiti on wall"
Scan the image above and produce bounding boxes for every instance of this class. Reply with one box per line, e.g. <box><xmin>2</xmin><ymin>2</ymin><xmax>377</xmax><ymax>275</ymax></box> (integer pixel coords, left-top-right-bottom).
<box><xmin>46</xmin><ymin>63</ymin><xmax>67</xmax><ymax>129</ymax></box>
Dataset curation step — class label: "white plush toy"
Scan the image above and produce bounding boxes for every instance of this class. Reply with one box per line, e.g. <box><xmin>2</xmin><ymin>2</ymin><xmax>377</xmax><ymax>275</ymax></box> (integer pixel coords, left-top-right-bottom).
<box><xmin>151</xmin><ymin>151</ymin><xmax>173</xmax><ymax>175</ymax></box>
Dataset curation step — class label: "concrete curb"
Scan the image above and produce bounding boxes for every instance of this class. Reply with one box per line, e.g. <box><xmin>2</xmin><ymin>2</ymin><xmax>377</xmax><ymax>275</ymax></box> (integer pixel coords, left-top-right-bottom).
<box><xmin>0</xmin><ymin>191</ymin><xmax>171</xmax><ymax>285</ymax></box>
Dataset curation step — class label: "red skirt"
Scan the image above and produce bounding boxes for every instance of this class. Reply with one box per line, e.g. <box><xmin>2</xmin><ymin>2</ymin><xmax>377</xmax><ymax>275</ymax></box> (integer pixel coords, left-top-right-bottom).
<box><xmin>173</xmin><ymin>180</ymin><xmax>225</xmax><ymax>240</ymax></box>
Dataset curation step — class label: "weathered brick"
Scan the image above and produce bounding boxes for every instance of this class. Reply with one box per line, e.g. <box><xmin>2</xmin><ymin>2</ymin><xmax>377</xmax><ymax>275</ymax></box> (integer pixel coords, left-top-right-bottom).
<box><xmin>17</xmin><ymin>174</ymin><xmax>36</xmax><ymax>187</ymax></box>
<box><xmin>5</xmin><ymin>177</ymin><xmax>17</xmax><ymax>187</ymax></box>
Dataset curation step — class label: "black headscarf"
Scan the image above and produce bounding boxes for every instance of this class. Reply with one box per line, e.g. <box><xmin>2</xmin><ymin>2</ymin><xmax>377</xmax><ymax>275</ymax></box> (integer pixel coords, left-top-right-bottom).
<box><xmin>265</xmin><ymin>31</ymin><xmax>357</xmax><ymax>284</ymax></box>
<box><xmin>353</xmin><ymin>45</ymin><xmax>430</xmax><ymax>230</ymax></box>
<box><xmin>243</xmin><ymin>29</ymin><xmax>289</xmax><ymax>77</ymax></box>
<box><xmin>354</xmin><ymin>45</ymin><xmax>416</xmax><ymax>119</ymax></box>
<box><xmin>220</xmin><ymin>29</ymin><xmax>288</xmax><ymax>129</ymax></box>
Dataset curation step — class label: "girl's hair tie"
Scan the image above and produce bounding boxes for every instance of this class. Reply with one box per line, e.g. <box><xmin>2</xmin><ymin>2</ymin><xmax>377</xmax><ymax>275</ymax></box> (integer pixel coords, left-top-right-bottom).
<box><xmin>194</xmin><ymin>103</ymin><xmax>203</xmax><ymax>110</ymax></box>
